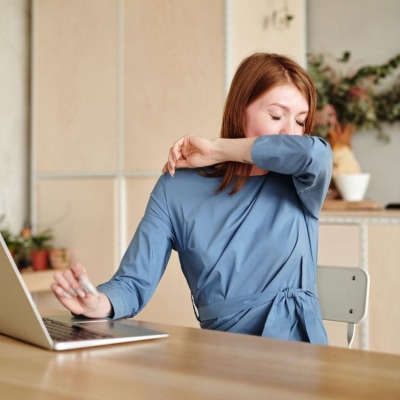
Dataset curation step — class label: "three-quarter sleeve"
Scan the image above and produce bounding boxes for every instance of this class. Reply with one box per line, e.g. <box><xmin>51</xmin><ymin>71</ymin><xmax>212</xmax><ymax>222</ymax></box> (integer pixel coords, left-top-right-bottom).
<box><xmin>97</xmin><ymin>176</ymin><xmax>174</xmax><ymax>319</ymax></box>
<box><xmin>251</xmin><ymin>135</ymin><xmax>332</xmax><ymax>217</ymax></box>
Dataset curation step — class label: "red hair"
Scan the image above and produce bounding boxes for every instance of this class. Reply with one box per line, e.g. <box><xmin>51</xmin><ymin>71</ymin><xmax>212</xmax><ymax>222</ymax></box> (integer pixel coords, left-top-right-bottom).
<box><xmin>207</xmin><ymin>53</ymin><xmax>317</xmax><ymax>194</ymax></box>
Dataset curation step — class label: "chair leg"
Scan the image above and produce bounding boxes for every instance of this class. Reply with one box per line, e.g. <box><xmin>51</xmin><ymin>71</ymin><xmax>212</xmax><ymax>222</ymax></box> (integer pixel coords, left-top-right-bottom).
<box><xmin>347</xmin><ymin>323</ymin><xmax>356</xmax><ymax>348</ymax></box>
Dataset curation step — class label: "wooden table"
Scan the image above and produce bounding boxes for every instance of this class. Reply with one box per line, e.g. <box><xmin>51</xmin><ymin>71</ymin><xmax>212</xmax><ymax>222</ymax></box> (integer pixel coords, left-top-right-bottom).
<box><xmin>0</xmin><ymin>319</ymin><xmax>399</xmax><ymax>399</ymax></box>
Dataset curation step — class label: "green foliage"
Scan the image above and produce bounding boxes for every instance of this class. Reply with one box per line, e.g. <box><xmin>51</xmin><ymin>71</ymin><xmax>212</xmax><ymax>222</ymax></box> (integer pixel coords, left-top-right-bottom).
<box><xmin>30</xmin><ymin>228</ymin><xmax>53</xmax><ymax>250</ymax></box>
<box><xmin>1</xmin><ymin>214</ymin><xmax>54</xmax><ymax>269</ymax></box>
<box><xmin>308</xmin><ymin>51</ymin><xmax>400</xmax><ymax>141</ymax></box>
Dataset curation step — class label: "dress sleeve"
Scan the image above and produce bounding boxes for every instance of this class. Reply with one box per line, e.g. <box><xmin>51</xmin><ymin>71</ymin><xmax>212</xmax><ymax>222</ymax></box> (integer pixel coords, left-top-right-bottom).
<box><xmin>251</xmin><ymin>135</ymin><xmax>332</xmax><ymax>218</ymax></box>
<box><xmin>97</xmin><ymin>175</ymin><xmax>174</xmax><ymax>319</ymax></box>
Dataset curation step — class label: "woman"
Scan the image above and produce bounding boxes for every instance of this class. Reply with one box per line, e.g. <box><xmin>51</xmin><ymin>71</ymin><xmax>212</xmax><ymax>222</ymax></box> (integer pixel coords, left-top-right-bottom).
<box><xmin>51</xmin><ymin>53</ymin><xmax>332</xmax><ymax>344</ymax></box>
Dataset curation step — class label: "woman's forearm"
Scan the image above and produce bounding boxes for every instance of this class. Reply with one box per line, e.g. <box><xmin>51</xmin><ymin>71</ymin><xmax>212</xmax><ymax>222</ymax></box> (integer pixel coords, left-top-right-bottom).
<box><xmin>214</xmin><ymin>137</ymin><xmax>257</xmax><ymax>164</ymax></box>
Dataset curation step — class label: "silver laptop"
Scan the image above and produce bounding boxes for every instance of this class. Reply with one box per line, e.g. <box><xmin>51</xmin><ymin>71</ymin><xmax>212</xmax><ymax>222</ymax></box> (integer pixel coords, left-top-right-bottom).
<box><xmin>0</xmin><ymin>233</ymin><xmax>168</xmax><ymax>351</ymax></box>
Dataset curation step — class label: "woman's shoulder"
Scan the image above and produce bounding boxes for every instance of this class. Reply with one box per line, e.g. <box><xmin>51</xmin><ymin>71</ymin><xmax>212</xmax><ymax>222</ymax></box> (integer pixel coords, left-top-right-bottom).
<box><xmin>150</xmin><ymin>169</ymin><xmax>222</xmax><ymax>211</ymax></box>
<box><xmin>156</xmin><ymin>168</ymin><xmax>220</xmax><ymax>191</ymax></box>
<box><xmin>163</xmin><ymin>168</ymin><xmax>205</xmax><ymax>181</ymax></box>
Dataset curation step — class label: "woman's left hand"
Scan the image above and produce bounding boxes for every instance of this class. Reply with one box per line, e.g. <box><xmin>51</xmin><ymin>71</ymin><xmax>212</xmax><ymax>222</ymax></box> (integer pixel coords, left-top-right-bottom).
<box><xmin>162</xmin><ymin>134</ymin><xmax>218</xmax><ymax>177</ymax></box>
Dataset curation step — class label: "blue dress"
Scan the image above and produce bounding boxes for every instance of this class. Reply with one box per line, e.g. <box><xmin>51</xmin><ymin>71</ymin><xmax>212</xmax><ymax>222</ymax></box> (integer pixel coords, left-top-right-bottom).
<box><xmin>98</xmin><ymin>135</ymin><xmax>332</xmax><ymax>344</ymax></box>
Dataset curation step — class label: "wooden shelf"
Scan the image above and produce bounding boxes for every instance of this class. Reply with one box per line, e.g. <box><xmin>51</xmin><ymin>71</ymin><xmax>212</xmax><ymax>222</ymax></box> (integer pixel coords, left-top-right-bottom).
<box><xmin>21</xmin><ymin>269</ymin><xmax>58</xmax><ymax>293</ymax></box>
<box><xmin>322</xmin><ymin>199</ymin><xmax>384</xmax><ymax>211</ymax></box>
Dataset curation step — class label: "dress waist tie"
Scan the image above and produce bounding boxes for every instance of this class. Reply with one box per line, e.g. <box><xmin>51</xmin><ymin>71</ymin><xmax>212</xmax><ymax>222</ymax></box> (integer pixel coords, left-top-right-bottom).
<box><xmin>195</xmin><ymin>289</ymin><xmax>280</xmax><ymax>321</ymax></box>
<box><xmin>195</xmin><ymin>285</ymin><xmax>317</xmax><ymax>320</ymax></box>
<box><xmin>193</xmin><ymin>282</ymin><xmax>325</xmax><ymax>344</ymax></box>
<box><xmin>260</xmin><ymin>285</ymin><xmax>325</xmax><ymax>343</ymax></box>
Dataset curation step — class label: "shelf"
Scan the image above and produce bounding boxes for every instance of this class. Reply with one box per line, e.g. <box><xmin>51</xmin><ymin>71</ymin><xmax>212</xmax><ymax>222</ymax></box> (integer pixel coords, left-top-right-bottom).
<box><xmin>21</xmin><ymin>269</ymin><xmax>58</xmax><ymax>293</ymax></box>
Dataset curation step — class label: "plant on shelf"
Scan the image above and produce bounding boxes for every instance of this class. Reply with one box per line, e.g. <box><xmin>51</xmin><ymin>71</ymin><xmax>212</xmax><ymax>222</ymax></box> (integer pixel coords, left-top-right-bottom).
<box><xmin>1</xmin><ymin>215</ymin><xmax>54</xmax><ymax>271</ymax></box>
<box><xmin>308</xmin><ymin>51</ymin><xmax>400</xmax><ymax>176</ymax></box>
<box><xmin>308</xmin><ymin>51</ymin><xmax>400</xmax><ymax>140</ymax></box>
<box><xmin>30</xmin><ymin>228</ymin><xmax>53</xmax><ymax>251</ymax></box>
<box><xmin>22</xmin><ymin>227</ymin><xmax>54</xmax><ymax>271</ymax></box>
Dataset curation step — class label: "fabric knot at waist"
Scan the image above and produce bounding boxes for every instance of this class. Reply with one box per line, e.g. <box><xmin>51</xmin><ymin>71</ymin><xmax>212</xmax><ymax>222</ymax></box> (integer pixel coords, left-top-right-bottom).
<box><xmin>282</xmin><ymin>288</ymin><xmax>297</xmax><ymax>298</ymax></box>
<box><xmin>194</xmin><ymin>284</ymin><xmax>317</xmax><ymax>322</ymax></box>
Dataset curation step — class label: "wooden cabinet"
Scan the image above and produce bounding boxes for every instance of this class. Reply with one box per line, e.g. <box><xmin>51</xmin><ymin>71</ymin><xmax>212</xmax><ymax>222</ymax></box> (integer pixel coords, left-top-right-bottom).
<box><xmin>319</xmin><ymin>210</ymin><xmax>400</xmax><ymax>355</ymax></box>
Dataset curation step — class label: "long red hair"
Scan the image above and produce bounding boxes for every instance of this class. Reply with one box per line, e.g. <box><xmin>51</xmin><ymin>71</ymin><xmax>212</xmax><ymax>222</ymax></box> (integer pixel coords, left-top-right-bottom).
<box><xmin>208</xmin><ymin>53</ymin><xmax>317</xmax><ymax>194</ymax></box>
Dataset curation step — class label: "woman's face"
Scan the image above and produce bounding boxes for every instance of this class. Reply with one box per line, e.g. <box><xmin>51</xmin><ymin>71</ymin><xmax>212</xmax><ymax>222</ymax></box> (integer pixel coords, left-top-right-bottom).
<box><xmin>244</xmin><ymin>84</ymin><xmax>309</xmax><ymax>138</ymax></box>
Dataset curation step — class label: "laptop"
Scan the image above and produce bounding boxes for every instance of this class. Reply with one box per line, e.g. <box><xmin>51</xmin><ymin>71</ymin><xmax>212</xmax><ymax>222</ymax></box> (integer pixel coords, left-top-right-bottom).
<box><xmin>0</xmin><ymin>233</ymin><xmax>168</xmax><ymax>351</ymax></box>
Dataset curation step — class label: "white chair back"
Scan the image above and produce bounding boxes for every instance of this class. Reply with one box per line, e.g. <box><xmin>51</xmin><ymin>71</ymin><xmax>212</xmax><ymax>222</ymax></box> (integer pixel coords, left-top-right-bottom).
<box><xmin>317</xmin><ymin>265</ymin><xmax>370</xmax><ymax>348</ymax></box>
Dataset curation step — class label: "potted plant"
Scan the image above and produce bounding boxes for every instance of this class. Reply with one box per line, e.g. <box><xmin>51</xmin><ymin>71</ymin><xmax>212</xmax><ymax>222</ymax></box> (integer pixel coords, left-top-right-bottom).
<box><xmin>15</xmin><ymin>226</ymin><xmax>54</xmax><ymax>271</ymax></box>
<box><xmin>1</xmin><ymin>216</ymin><xmax>70</xmax><ymax>271</ymax></box>
<box><xmin>49</xmin><ymin>247</ymin><xmax>72</xmax><ymax>270</ymax></box>
<box><xmin>29</xmin><ymin>228</ymin><xmax>54</xmax><ymax>271</ymax></box>
<box><xmin>308</xmin><ymin>51</ymin><xmax>400</xmax><ymax>143</ymax></box>
<box><xmin>308</xmin><ymin>51</ymin><xmax>400</xmax><ymax>200</ymax></box>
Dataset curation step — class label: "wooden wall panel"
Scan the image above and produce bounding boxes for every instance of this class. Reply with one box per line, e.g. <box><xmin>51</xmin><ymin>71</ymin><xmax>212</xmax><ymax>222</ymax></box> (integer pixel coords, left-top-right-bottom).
<box><xmin>36</xmin><ymin>179</ymin><xmax>118</xmax><ymax>284</ymax></box>
<box><xmin>227</xmin><ymin>0</ymin><xmax>307</xmax><ymax>85</ymax></box>
<box><xmin>32</xmin><ymin>0</ymin><xmax>226</xmax><ymax>324</ymax></box>
<box><xmin>368</xmin><ymin>225</ymin><xmax>400</xmax><ymax>354</ymax></box>
<box><xmin>318</xmin><ymin>225</ymin><xmax>360</xmax><ymax>267</ymax></box>
<box><xmin>33</xmin><ymin>0</ymin><xmax>119</xmax><ymax>173</ymax></box>
<box><xmin>123</xmin><ymin>0</ymin><xmax>225</xmax><ymax>171</ymax></box>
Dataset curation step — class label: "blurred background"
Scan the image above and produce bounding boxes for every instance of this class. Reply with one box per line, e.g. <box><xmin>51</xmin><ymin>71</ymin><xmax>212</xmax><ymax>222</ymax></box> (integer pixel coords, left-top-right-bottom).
<box><xmin>1</xmin><ymin>0</ymin><xmax>399</xmax><ymax>352</ymax></box>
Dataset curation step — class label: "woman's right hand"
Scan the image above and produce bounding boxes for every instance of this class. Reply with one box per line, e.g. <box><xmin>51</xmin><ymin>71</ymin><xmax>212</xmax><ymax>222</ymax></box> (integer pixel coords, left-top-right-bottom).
<box><xmin>51</xmin><ymin>263</ymin><xmax>112</xmax><ymax>318</ymax></box>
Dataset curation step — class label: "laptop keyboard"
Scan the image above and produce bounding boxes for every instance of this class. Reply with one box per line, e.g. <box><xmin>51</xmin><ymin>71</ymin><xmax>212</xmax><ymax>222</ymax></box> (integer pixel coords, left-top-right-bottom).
<box><xmin>43</xmin><ymin>318</ymin><xmax>113</xmax><ymax>342</ymax></box>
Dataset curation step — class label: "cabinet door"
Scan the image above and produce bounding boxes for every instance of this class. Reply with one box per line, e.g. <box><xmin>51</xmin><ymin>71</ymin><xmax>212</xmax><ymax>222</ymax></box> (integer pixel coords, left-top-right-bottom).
<box><xmin>368</xmin><ymin>225</ymin><xmax>400</xmax><ymax>355</ymax></box>
<box><xmin>319</xmin><ymin>221</ymin><xmax>400</xmax><ymax>355</ymax></box>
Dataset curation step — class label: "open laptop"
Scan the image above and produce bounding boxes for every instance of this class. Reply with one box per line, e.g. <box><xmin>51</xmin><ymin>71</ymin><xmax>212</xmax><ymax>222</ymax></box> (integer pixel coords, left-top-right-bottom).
<box><xmin>0</xmin><ymin>233</ymin><xmax>168</xmax><ymax>351</ymax></box>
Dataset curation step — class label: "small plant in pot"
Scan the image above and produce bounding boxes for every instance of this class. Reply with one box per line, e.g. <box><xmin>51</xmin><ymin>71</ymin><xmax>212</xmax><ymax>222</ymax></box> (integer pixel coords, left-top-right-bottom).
<box><xmin>1</xmin><ymin>216</ymin><xmax>57</xmax><ymax>271</ymax></box>
<box><xmin>24</xmin><ymin>228</ymin><xmax>54</xmax><ymax>271</ymax></box>
<box><xmin>31</xmin><ymin>229</ymin><xmax>53</xmax><ymax>271</ymax></box>
<box><xmin>49</xmin><ymin>247</ymin><xmax>72</xmax><ymax>270</ymax></box>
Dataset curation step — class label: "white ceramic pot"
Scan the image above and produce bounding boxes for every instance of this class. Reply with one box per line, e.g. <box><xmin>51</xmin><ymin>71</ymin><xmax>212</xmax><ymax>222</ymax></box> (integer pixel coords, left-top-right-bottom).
<box><xmin>333</xmin><ymin>173</ymin><xmax>371</xmax><ymax>202</ymax></box>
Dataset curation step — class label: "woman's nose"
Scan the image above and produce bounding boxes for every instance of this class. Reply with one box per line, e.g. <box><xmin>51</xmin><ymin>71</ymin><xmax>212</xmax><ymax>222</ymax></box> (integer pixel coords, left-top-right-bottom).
<box><xmin>279</xmin><ymin>119</ymin><xmax>303</xmax><ymax>135</ymax></box>
<box><xmin>279</xmin><ymin>120</ymin><xmax>295</xmax><ymax>135</ymax></box>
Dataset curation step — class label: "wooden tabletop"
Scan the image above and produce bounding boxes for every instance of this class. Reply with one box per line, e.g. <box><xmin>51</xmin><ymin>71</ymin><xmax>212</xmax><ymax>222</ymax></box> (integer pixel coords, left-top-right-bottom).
<box><xmin>1</xmin><ymin>319</ymin><xmax>400</xmax><ymax>399</ymax></box>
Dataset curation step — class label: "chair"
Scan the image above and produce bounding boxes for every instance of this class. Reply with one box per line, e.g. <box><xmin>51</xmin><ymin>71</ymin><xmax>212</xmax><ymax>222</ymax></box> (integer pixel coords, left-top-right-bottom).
<box><xmin>317</xmin><ymin>265</ymin><xmax>370</xmax><ymax>348</ymax></box>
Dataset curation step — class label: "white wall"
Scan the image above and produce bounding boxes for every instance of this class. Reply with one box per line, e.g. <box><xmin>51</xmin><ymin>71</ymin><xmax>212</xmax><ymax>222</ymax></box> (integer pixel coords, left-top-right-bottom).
<box><xmin>227</xmin><ymin>0</ymin><xmax>307</xmax><ymax>85</ymax></box>
<box><xmin>307</xmin><ymin>0</ymin><xmax>400</xmax><ymax>205</ymax></box>
<box><xmin>0</xmin><ymin>0</ymin><xmax>29</xmax><ymax>232</ymax></box>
